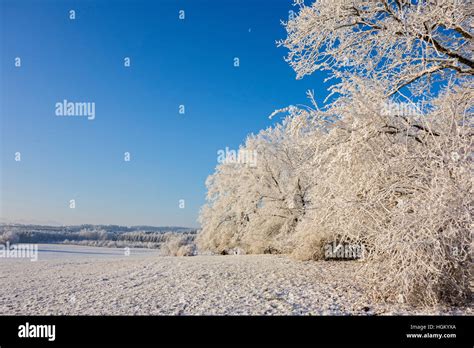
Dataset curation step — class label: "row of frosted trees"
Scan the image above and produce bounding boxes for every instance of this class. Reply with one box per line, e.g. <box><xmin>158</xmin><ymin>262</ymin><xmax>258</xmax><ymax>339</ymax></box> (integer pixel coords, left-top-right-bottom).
<box><xmin>198</xmin><ymin>0</ymin><xmax>473</xmax><ymax>306</ymax></box>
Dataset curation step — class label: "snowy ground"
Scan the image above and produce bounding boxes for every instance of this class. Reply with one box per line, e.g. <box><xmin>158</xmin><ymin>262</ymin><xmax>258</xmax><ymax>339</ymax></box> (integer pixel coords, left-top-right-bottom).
<box><xmin>0</xmin><ymin>244</ymin><xmax>471</xmax><ymax>315</ymax></box>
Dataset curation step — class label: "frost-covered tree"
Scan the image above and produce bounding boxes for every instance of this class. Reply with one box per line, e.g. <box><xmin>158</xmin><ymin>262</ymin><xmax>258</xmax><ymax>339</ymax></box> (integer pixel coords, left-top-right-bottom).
<box><xmin>289</xmin><ymin>83</ymin><xmax>472</xmax><ymax>305</ymax></box>
<box><xmin>198</xmin><ymin>114</ymin><xmax>320</xmax><ymax>254</ymax></box>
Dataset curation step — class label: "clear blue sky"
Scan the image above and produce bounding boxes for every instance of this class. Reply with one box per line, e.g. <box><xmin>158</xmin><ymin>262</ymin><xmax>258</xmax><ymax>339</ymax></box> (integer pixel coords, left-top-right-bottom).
<box><xmin>0</xmin><ymin>0</ymin><xmax>327</xmax><ymax>227</ymax></box>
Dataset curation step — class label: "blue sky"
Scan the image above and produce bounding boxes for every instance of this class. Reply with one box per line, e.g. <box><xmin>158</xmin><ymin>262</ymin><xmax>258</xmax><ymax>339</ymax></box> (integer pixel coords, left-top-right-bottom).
<box><xmin>0</xmin><ymin>0</ymin><xmax>327</xmax><ymax>227</ymax></box>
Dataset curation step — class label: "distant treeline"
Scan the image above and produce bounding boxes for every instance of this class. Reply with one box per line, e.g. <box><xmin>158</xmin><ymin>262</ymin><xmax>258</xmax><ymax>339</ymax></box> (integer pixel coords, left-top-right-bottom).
<box><xmin>1</xmin><ymin>224</ymin><xmax>195</xmax><ymax>234</ymax></box>
<box><xmin>0</xmin><ymin>225</ymin><xmax>198</xmax><ymax>252</ymax></box>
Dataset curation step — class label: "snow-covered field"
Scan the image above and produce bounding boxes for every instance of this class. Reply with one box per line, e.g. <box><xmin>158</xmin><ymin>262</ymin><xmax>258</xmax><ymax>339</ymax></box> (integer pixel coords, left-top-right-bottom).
<box><xmin>0</xmin><ymin>244</ymin><xmax>470</xmax><ymax>315</ymax></box>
